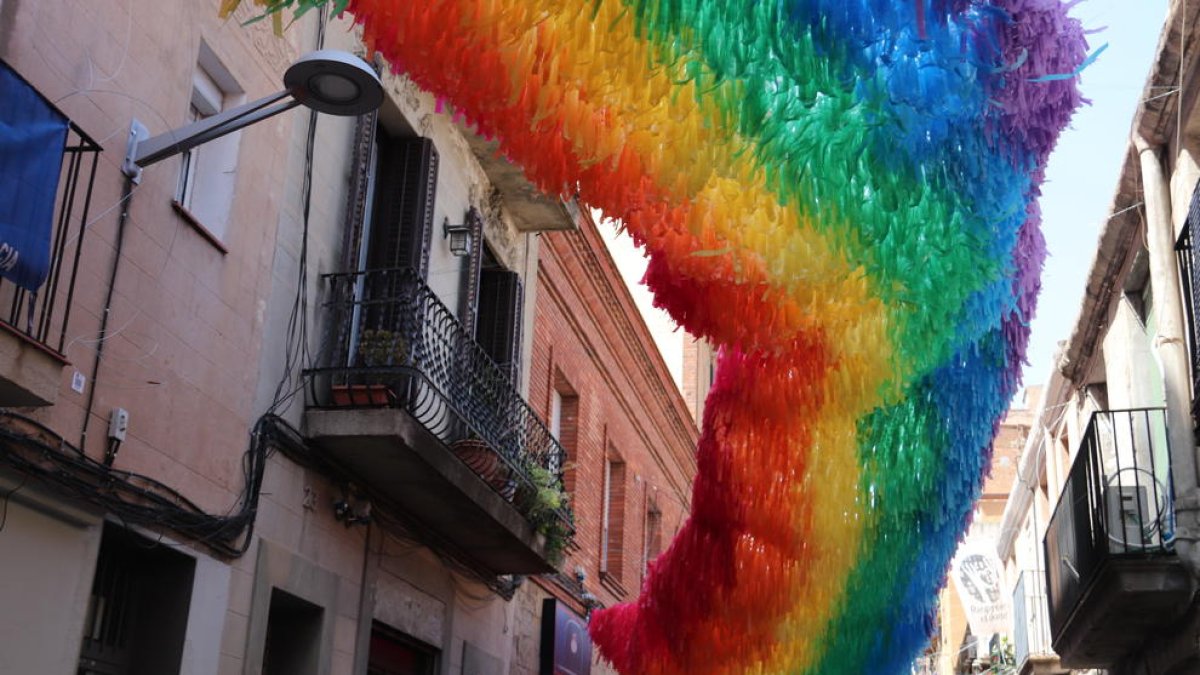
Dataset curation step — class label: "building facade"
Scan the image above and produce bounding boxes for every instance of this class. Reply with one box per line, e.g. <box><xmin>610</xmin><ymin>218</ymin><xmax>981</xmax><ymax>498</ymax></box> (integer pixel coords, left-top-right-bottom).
<box><xmin>916</xmin><ymin>389</ymin><xmax>1036</xmax><ymax>675</ymax></box>
<box><xmin>996</xmin><ymin>2</ymin><xmax>1200</xmax><ymax>673</ymax></box>
<box><xmin>529</xmin><ymin>210</ymin><xmax>698</xmax><ymax>612</ymax></box>
<box><xmin>0</xmin><ymin>2</ymin><xmax>697</xmax><ymax>674</ymax></box>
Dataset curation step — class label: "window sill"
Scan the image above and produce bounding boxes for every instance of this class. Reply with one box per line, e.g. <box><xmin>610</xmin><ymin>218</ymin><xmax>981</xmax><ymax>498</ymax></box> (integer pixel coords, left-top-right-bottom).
<box><xmin>171</xmin><ymin>200</ymin><xmax>228</xmax><ymax>255</ymax></box>
<box><xmin>599</xmin><ymin>570</ymin><xmax>627</xmax><ymax>598</ymax></box>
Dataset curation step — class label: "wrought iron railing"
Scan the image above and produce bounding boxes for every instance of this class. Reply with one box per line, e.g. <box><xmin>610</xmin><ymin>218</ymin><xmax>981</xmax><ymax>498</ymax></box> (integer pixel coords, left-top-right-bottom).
<box><xmin>1013</xmin><ymin>569</ymin><xmax>1053</xmax><ymax>670</ymax></box>
<box><xmin>305</xmin><ymin>267</ymin><xmax>572</xmax><ymax>537</ymax></box>
<box><xmin>0</xmin><ymin>121</ymin><xmax>100</xmax><ymax>354</ymax></box>
<box><xmin>1044</xmin><ymin>408</ymin><xmax>1174</xmax><ymax>640</ymax></box>
<box><xmin>1176</xmin><ymin>214</ymin><xmax>1200</xmax><ymax>427</ymax></box>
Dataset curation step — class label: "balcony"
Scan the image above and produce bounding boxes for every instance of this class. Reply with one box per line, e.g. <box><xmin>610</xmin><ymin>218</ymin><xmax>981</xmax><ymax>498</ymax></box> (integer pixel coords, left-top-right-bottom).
<box><xmin>304</xmin><ymin>268</ymin><xmax>572</xmax><ymax>575</ymax></box>
<box><xmin>1013</xmin><ymin>570</ymin><xmax>1067</xmax><ymax>675</ymax></box>
<box><xmin>0</xmin><ymin>68</ymin><xmax>100</xmax><ymax>406</ymax></box>
<box><xmin>1044</xmin><ymin>408</ymin><xmax>1191</xmax><ymax>668</ymax></box>
<box><xmin>1176</xmin><ymin>215</ymin><xmax>1200</xmax><ymax>430</ymax></box>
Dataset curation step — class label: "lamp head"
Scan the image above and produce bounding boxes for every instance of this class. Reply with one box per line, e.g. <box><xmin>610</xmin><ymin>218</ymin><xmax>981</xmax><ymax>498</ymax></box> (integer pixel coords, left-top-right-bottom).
<box><xmin>122</xmin><ymin>50</ymin><xmax>385</xmax><ymax>182</ymax></box>
<box><xmin>443</xmin><ymin>217</ymin><xmax>473</xmax><ymax>257</ymax></box>
<box><xmin>284</xmin><ymin>50</ymin><xmax>383</xmax><ymax>116</ymax></box>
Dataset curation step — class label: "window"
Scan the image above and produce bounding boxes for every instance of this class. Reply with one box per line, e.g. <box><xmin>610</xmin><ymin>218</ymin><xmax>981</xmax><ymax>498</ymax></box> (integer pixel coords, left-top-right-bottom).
<box><xmin>550</xmin><ymin>389</ymin><xmax>563</xmax><ymax>438</ymax></box>
<box><xmin>550</xmin><ymin>388</ymin><xmax>563</xmax><ymax>476</ymax></box>
<box><xmin>348</xmin><ymin>123</ymin><xmax>440</xmax><ymax>353</ymax></box>
<box><xmin>174</xmin><ymin>42</ymin><xmax>244</xmax><ymax>243</ymax></box>
<box><xmin>451</xmin><ymin>210</ymin><xmax>523</xmax><ymax>384</ymax></box>
<box><xmin>601</xmin><ymin>453</ymin><xmax>627</xmax><ymax>582</ymax></box>
<box><xmin>548</xmin><ymin>373</ymin><xmax>578</xmax><ymax>487</ymax></box>
<box><xmin>644</xmin><ymin>499</ymin><xmax>663</xmax><ymax>578</ymax></box>
<box><xmin>362</xmin><ymin>132</ymin><xmax>438</xmax><ymax>276</ymax></box>
<box><xmin>474</xmin><ymin>245</ymin><xmax>523</xmax><ymax>381</ymax></box>
<box><xmin>77</xmin><ymin>524</ymin><xmax>196</xmax><ymax>675</ymax></box>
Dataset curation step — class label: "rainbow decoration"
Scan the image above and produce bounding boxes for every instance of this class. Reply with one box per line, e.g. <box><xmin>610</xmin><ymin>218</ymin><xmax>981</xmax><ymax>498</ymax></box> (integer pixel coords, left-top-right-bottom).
<box><xmin>231</xmin><ymin>0</ymin><xmax>1089</xmax><ymax>672</ymax></box>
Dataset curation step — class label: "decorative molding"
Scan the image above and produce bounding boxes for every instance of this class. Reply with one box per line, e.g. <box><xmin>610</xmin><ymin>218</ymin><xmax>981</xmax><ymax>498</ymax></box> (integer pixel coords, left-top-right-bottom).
<box><xmin>535</xmin><ymin>245</ymin><xmax>698</xmax><ymax>502</ymax></box>
<box><xmin>417</xmin><ymin>113</ymin><xmax>434</xmax><ymax>137</ymax></box>
<box><xmin>560</xmin><ymin>227</ymin><xmax>699</xmax><ymax>447</ymax></box>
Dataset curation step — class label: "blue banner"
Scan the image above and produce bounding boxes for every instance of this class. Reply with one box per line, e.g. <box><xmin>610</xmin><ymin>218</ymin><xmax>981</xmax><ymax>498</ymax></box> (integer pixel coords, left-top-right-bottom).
<box><xmin>0</xmin><ymin>61</ymin><xmax>68</xmax><ymax>291</ymax></box>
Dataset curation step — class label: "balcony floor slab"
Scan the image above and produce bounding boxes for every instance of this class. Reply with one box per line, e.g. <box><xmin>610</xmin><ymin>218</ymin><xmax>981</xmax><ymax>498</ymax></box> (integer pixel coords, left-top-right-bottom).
<box><xmin>0</xmin><ymin>324</ymin><xmax>66</xmax><ymax>406</ymax></box>
<box><xmin>304</xmin><ymin>408</ymin><xmax>554</xmax><ymax>575</ymax></box>
<box><xmin>1053</xmin><ymin>556</ymin><xmax>1191</xmax><ymax>669</ymax></box>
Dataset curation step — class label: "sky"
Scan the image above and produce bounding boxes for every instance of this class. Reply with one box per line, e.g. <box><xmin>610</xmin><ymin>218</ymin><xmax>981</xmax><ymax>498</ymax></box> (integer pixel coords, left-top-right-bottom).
<box><xmin>603</xmin><ymin>0</ymin><xmax>1173</xmax><ymax>397</ymax></box>
<box><xmin>600</xmin><ymin>219</ymin><xmax>686</xmax><ymax>385</ymax></box>
<box><xmin>1024</xmin><ymin>0</ymin><xmax>1170</xmax><ymax>388</ymax></box>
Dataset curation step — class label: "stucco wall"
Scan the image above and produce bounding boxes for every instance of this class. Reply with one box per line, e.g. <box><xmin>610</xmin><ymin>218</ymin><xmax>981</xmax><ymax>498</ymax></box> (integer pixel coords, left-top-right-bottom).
<box><xmin>0</xmin><ymin>486</ymin><xmax>101</xmax><ymax>675</ymax></box>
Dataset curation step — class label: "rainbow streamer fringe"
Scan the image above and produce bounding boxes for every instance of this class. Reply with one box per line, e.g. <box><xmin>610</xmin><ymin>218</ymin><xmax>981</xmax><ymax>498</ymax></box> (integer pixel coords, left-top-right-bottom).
<box><xmin>239</xmin><ymin>0</ymin><xmax>1090</xmax><ymax>672</ymax></box>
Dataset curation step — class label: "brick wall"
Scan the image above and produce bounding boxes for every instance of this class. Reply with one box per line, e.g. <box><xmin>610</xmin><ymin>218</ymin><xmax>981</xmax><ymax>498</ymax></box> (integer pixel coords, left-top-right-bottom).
<box><xmin>529</xmin><ymin>209</ymin><xmax>698</xmax><ymax>609</ymax></box>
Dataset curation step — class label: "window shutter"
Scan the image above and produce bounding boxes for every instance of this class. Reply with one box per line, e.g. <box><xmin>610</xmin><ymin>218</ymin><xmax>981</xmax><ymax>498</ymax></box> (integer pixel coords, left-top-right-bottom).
<box><xmin>368</xmin><ymin>137</ymin><xmax>439</xmax><ymax>278</ymax></box>
<box><xmin>507</xmin><ymin>272</ymin><xmax>524</xmax><ymax>378</ymax></box>
<box><xmin>475</xmin><ymin>269</ymin><xmax>523</xmax><ymax>381</ymax></box>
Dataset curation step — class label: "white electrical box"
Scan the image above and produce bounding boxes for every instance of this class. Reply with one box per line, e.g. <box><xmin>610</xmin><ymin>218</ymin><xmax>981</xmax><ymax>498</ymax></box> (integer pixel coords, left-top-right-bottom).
<box><xmin>108</xmin><ymin>408</ymin><xmax>129</xmax><ymax>442</ymax></box>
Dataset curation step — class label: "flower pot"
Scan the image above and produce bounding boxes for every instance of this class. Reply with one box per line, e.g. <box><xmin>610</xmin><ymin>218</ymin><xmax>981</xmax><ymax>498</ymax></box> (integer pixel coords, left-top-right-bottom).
<box><xmin>451</xmin><ymin>439</ymin><xmax>516</xmax><ymax>500</ymax></box>
<box><xmin>331</xmin><ymin>383</ymin><xmax>393</xmax><ymax>407</ymax></box>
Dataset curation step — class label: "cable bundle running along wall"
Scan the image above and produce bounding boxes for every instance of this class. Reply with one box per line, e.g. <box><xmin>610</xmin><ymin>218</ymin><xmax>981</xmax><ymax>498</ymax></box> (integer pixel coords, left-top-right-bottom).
<box><xmin>229</xmin><ymin>1</ymin><xmax>1090</xmax><ymax>673</ymax></box>
<box><xmin>0</xmin><ymin>411</ymin><xmax>270</xmax><ymax>557</ymax></box>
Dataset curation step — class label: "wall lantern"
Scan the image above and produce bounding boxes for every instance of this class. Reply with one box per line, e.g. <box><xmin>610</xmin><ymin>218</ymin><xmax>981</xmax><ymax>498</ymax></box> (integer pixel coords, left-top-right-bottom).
<box><xmin>443</xmin><ymin>216</ymin><xmax>473</xmax><ymax>257</ymax></box>
<box><xmin>122</xmin><ymin>50</ymin><xmax>383</xmax><ymax>183</ymax></box>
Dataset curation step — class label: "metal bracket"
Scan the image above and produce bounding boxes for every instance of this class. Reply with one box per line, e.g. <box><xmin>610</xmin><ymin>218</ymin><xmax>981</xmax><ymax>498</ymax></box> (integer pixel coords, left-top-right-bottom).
<box><xmin>121</xmin><ymin>119</ymin><xmax>149</xmax><ymax>184</ymax></box>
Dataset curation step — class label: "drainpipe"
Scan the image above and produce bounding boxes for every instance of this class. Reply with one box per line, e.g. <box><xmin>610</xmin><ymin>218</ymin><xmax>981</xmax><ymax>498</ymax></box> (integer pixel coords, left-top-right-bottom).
<box><xmin>1135</xmin><ymin>134</ymin><xmax>1200</xmax><ymax>578</ymax></box>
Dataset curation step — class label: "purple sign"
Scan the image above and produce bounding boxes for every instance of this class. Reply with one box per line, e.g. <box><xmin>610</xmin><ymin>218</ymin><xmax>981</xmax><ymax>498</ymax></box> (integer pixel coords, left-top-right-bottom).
<box><xmin>540</xmin><ymin>598</ymin><xmax>592</xmax><ymax>675</ymax></box>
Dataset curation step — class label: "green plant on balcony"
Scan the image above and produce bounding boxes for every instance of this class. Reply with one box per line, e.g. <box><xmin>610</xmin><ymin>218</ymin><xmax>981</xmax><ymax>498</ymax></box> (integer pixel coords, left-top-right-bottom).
<box><xmin>517</xmin><ymin>463</ymin><xmax>572</xmax><ymax>565</ymax></box>
<box><xmin>988</xmin><ymin>636</ymin><xmax>1016</xmax><ymax>674</ymax></box>
<box><xmin>357</xmin><ymin>328</ymin><xmax>408</xmax><ymax>368</ymax></box>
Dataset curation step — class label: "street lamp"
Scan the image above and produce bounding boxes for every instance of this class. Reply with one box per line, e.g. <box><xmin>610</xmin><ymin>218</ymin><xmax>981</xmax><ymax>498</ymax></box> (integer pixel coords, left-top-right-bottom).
<box><xmin>122</xmin><ymin>50</ymin><xmax>383</xmax><ymax>182</ymax></box>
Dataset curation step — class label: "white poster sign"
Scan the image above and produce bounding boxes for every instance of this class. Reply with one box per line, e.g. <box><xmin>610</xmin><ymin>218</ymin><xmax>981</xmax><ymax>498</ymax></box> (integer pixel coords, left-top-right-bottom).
<box><xmin>950</xmin><ymin>538</ymin><xmax>1011</xmax><ymax>638</ymax></box>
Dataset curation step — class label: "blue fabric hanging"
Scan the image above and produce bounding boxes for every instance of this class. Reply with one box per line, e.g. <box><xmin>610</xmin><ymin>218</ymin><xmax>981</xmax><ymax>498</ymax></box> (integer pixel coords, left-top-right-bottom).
<box><xmin>0</xmin><ymin>61</ymin><xmax>68</xmax><ymax>291</ymax></box>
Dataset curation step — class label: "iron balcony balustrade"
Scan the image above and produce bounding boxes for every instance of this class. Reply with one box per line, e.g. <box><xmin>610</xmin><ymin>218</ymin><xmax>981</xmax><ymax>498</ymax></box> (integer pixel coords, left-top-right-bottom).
<box><xmin>1175</xmin><ymin>209</ymin><xmax>1200</xmax><ymax>430</ymax></box>
<box><xmin>1012</xmin><ymin>569</ymin><xmax>1055</xmax><ymax>675</ymax></box>
<box><xmin>1043</xmin><ymin>407</ymin><xmax>1189</xmax><ymax>668</ymax></box>
<box><xmin>305</xmin><ymin>267</ymin><xmax>572</xmax><ymax>573</ymax></box>
<box><xmin>0</xmin><ymin>120</ymin><xmax>101</xmax><ymax>406</ymax></box>
<box><xmin>0</xmin><ymin>121</ymin><xmax>100</xmax><ymax>352</ymax></box>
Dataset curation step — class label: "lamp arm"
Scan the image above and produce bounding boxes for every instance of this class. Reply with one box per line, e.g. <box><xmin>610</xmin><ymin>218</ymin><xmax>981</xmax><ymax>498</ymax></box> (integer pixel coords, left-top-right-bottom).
<box><xmin>124</xmin><ymin>89</ymin><xmax>299</xmax><ymax>175</ymax></box>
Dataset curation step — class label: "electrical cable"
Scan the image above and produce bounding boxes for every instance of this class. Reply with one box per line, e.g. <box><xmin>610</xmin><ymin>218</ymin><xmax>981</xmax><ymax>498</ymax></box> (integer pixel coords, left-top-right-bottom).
<box><xmin>266</xmin><ymin>99</ymin><xmax>316</xmax><ymax>416</ymax></box>
<box><xmin>267</xmin><ymin>2</ymin><xmax>327</xmax><ymax>417</ymax></box>
<box><xmin>0</xmin><ymin>409</ymin><xmax>272</xmax><ymax>557</ymax></box>
<box><xmin>79</xmin><ymin>176</ymin><xmax>136</xmax><ymax>453</ymax></box>
<box><xmin>0</xmin><ymin>406</ymin><xmax>537</xmax><ymax>597</ymax></box>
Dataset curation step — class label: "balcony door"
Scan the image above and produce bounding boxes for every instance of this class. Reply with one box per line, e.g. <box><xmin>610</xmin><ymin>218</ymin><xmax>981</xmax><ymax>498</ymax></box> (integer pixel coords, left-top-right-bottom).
<box><xmin>345</xmin><ymin>122</ymin><xmax>439</xmax><ymax>369</ymax></box>
<box><xmin>474</xmin><ymin>245</ymin><xmax>523</xmax><ymax>383</ymax></box>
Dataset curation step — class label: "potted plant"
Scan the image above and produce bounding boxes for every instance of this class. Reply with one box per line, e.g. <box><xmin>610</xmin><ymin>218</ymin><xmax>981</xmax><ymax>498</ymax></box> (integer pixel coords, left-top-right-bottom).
<box><xmin>331</xmin><ymin>328</ymin><xmax>408</xmax><ymax>406</ymax></box>
<box><xmin>449</xmin><ymin>437</ymin><xmax>518</xmax><ymax>499</ymax></box>
<box><xmin>516</xmin><ymin>463</ymin><xmax>573</xmax><ymax>564</ymax></box>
